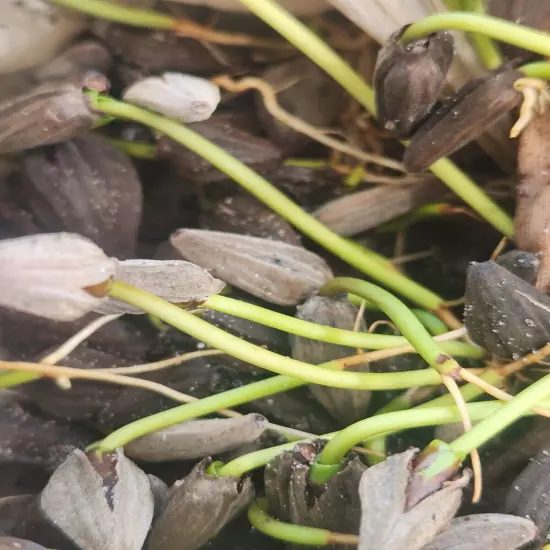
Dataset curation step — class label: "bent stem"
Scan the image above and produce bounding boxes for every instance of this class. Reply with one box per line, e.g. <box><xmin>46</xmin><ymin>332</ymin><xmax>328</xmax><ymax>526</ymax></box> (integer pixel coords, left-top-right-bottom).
<box><xmin>460</xmin><ymin>0</ymin><xmax>503</xmax><ymax>69</ymax></box>
<box><xmin>234</xmin><ymin>0</ymin><xmax>514</xmax><ymax>238</ymax></box>
<box><xmin>88</xmin><ymin>94</ymin><xmax>448</xmax><ymax>315</ymax></box>
<box><xmin>203</xmin><ymin>295</ymin><xmax>483</xmax><ymax>358</ymax></box>
<box><xmin>248</xmin><ymin>499</ymin><xmax>359</xmax><ymax>547</ymax></box>
<box><xmin>109</xmin><ymin>282</ymin><xmax>446</xmax><ymax>390</ymax></box>
<box><xmin>402</xmin><ymin>12</ymin><xmax>550</xmax><ymax>58</ymax></box>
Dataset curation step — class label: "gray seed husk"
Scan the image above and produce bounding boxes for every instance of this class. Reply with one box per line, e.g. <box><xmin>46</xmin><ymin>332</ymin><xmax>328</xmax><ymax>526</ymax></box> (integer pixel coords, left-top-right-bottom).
<box><xmin>124</xmin><ymin>413</ymin><xmax>268</xmax><ymax>462</ymax></box>
<box><xmin>170</xmin><ymin>229</ymin><xmax>333</xmax><ymax>306</ymax></box>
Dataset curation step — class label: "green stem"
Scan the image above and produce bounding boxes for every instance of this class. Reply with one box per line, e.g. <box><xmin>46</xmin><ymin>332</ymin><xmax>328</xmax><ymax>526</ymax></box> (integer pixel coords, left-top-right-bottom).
<box><xmin>88</xmin><ymin>94</ymin><xmax>447</xmax><ymax>314</ymax></box>
<box><xmin>220</xmin><ymin>402</ymin><xmax>499</xmax><ymax>478</ymax></box>
<box><xmin>411</xmin><ymin>309</ymin><xmax>448</xmax><ymax>336</ymax></box>
<box><xmin>235</xmin><ymin>0</ymin><xmax>514</xmax><ymax>237</ymax></box>
<box><xmin>107</xmin><ymin>138</ymin><xmax>158</xmax><ymax>160</ymax></box>
<box><xmin>109</xmin><ymin>281</ymin><xmax>445</xmax><ymax>390</ymax></box>
<box><xmin>320</xmin><ymin>278</ymin><xmax>460</xmax><ymax>375</ymax></box>
<box><xmin>520</xmin><ymin>61</ymin><xmax>550</xmax><ymax>80</ymax></box>
<box><xmin>402</xmin><ymin>12</ymin><xmax>550</xmax><ymax>58</ymax></box>
<box><xmin>460</xmin><ymin>0</ymin><xmax>503</xmax><ymax>69</ymax></box>
<box><xmin>203</xmin><ymin>296</ymin><xmax>483</xmax><ymax>359</ymax></box>
<box><xmin>50</xmin><ymin>0</ymin><xmax>175</xmax><ymax>28</ymax></box>
<box><xmin>0</xmin><ymin>371</ymin><xmax>38</xmax><ymax>387</ymax></box>
<box><xmin>248</xmin><ymin>499</ymin><xmax>358</xmax><ymax>546</ymax></box>
<box><xmin>450</xmin><ymin>372</ymin><xmax>550</xmax><ymax>456</ymax></box>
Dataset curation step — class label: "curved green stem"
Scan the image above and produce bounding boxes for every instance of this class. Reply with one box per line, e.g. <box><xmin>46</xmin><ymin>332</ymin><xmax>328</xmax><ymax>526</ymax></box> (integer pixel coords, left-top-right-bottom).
<box><xmin>203</xmin><ymin>296</ymin><xmax>483</xmax><ymax>359</ymax></box>
<box><xmin>234</xmin><ymin>0</ymin><xmax>514</xmax><ymax>238</ymax></box>
<box><xmin>411</xmin><ymin>309</ymin><xmax>448</xmax><ymax>336</ymax></box>
<box><xmin>88</xmin><ymin>94</ymin><xmax>447</xmax><ymax>315</ymax></box>
<box><xmin>109</xmin><ymin>281</ymin><xmax>444</xmax><ymax>390</ymax></box>
<box><xmin>520</xmin><ymin>62</ymin><xmax>550</xmax><ymax>80</ymax></box>
<box><xmin>450</xmin><ymin>372</ymin><xmax>550</xmax><ymax>456</ymax></box>
<box><xmin>248</xmin><ymin>499</ymin><xmax>359</xmax><ymax>546</ymax></box>
<box><xmin>402</xmin><ymin>12</ymin><xmax>550</xmax><ymax>58</ymax></box>
<box><xmin>219</xmin><ymin>402</ymin><xmax>498</xmax><ymax>478</ymax></box>
<box><xmin>107</xmin><ymin>138</ymin><xmax>158</xmax><ymax>160</ymax></box>
<box><xmin>460</xmin><ymin>0</ymin><xmax>503</xmax><ymax>69</ymax></box>
<box><xmin>320</xmin><ymin>278</ymin><xmax>460</xmax><ymax>376</ymax></box>
<box><xmin>50</xmin><ymin>0</ymin><xmax>174</xmax><ymax>29</ymax></box>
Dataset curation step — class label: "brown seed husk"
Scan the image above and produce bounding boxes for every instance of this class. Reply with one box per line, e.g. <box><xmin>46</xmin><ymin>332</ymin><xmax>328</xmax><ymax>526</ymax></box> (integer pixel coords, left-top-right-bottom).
<box><xmin>291</xmin><ymin>295</ymin><xmax>371</xmax><ymax>426</ymax></box>
<box><xmin>124</xmin><ymin>414</ymin><xmax>268</xmax><ymax>462</ymax></box>
<box><xmin>313</xmin><ymin>177</ymin><xmax>445</xmax><ymax>236</ymax></box>
<box><xmin>170</xmin><ymin>229</ymin><xmax>333</xmax><ymax>306</ymax></box>
<box><xmin>22</xmin><ymin>133</ymin><xmax>143</xmax><ymax>258</ymax></box>
<box><xmin>404</xmin><ymin>68</ymin><xmax>522</xmax><ymax>173</ymax></box>
<box><xmin>374</xmin><ymin>26</ymin><xmax>454</xmax><ymax>139</ymax></box>
<box><xmin>148</xmin><ymin>459</ymin><xmax>254</xmax><ymax>550</ymax></box>
<box><xmin>0</xmin><ymin>80</ymin><xmax>105</xmax><ymax>154</ymax></box>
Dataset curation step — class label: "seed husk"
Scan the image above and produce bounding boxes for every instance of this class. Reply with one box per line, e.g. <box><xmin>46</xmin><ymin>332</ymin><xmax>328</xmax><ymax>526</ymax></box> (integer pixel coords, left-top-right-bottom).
<box><xmin>0</xmin><ymin>233</ymin><xmax>116</xmax><ymax>322</ymax></box>
<box><xmin>40</xmin><ymin>449</ymin><xmax>154</xmax><ymax>550</ymax></box>
<box><xmin>373</xmin><ymin>26</ymin><xmax>454</xmax><ymax>139</ymax></box>
<box><xmin>291</xmin><ymin>295</ymin><xmax>371</xmax><ymax>426</ymax></box>
<box><xmin>464</xmin><ymin>260</ymin><xmax>550</xmax><ymax>359</ymax></box>
<box><xmin>123</xmin><ymin>72</ymin><xmax>220</xmax><ymax>123</ymax></box>
<box><xmin>95</xmin><ymin>259</ymin><xmax>225</xmax><ymax>315</ymax></box>
<box><xmin>170</xmin><ymin>229</ymin><xmax>333</xmax><ymax>306</ymax></box>
<box><xmin>313</xmin><ymin>177</ymin><xmax>445</xmax><ymax>236</ymax></box>
<box><xmin>124</xmin><ymin>414</ymin><xmax>268</xmax><ymax>462</ymax></box>
<box><xmin>158</xmin><ymin>116</ymin><xmax>282</xmax><ymax>183</ymax></box>
<box><xmin>0</xmin><ymin>79</ymin><xmax>106</xmax><ymax>155</ymax></box>
<box><xmin>148</xmin><ymin>458</ymin><xmax>254</xmax><ymax>550</ymax></box>
<box><xmin>404</xmin><ymin>68</ymin><xmax>523</xmax><ymax>173</ymax></box>
<box><xmin>0</xmin><ymin>537</ymin><xmax>48</xmax><ymax>550</ymax></box>
<box><xmin>495</xmin><ymin>250</ymin><xmax>539</xmax><ymax>285</ymax></box>
<box><xmin>21</xmin><ymin>133</ymin><xmax>143</xmax><ymax>258</ymax></box>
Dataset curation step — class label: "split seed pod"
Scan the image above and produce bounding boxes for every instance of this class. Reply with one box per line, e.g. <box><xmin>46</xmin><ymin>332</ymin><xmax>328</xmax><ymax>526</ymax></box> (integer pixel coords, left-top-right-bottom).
<box><xmin>291</xmin><ymin>295</ymin><xmax>371</xmax><ymax>426</ymax></box>
<box><xmin>358</xmin><ymin>448</ymin><xmax>470</xmax><ymax>550</ymax></box>
<box><xmin>40</xmin><ymin>449</ymin><xmax>154</xmax><ymax>550</ymax></box>
<box><xmin>506</xmin><ymin>443</ymin><xmax>550</xmax><ymax>543</ymax></box>
<box><xmin>313</xmin><ymin>177</ymin><xmax>445</xmax><ymax>237</ymax></box>
<box><xmin>420</xmin><ymin>513</ymin><xmax>538</xmax><ymax>550</ymax></box>
<box><xmin>464</xmin><ymin>260</ymin><xmax>550</xmax><ymax>359</ymax></box>
<box><xmin>265</xmin><ymin>440</ymin><xmax>366</xmax><ymax>547</ymax></box>
<box><xmin>170</xmin><ymin>229</ymin><xmax>333</xmax><ymax>306</ymax></box>
<box><xmin>22</xmin><ymin>133</ymin><xmax>143</xmax><ymax>257</ymax></box>
<box><xmin>374</xmin><ymin>26</ymin><xmax>454</xmax><ymax>138</ymax></box>
<box><xmin>95</xmin><ymin>259</ymin><xmax>225</xmax><ymax>314</ymax></box>
<box><xmin>124</xmin><ymin>414</ymin><xmax>268</xmax><ymax>462</ymax></box>
<box><xmin>0</xmin><ymin>233</ymin><xmax>116</xmax><ymax>321</ymax></box>
<box><xmin>404</xmin><ymin>68</ymin><xmax>523</xmax><ymax>173</ymax></box>
<box><xmin>148</xmin><ymin>458</ymin><xmax>254</xmax><ymax>550</ymax></box>
<box><xmin>0</xmin><ymin>79</ymin><xmax>106</xmax><ymax>154</ymax></box>
<box><xmin>123</xmin><ymin>72</ymin><xmax>220</xmax><ymax>123</ymax></box>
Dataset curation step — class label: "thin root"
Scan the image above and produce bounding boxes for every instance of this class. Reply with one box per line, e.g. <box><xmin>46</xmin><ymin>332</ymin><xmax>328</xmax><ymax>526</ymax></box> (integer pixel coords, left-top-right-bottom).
<box><xmin>510</xmin><ymin>77</ymin><xmax>550</xmax><ymax>138</ymax></box>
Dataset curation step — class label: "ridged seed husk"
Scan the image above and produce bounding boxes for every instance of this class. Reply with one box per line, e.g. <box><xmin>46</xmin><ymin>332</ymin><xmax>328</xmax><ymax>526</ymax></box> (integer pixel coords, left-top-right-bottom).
<box><xmin>124</xmin><ymin>414</ymin><xmax>268</xmax><ymax>462</ymax></box>
<box><xmin>374</xmin><ymin>26</ymin><xmax>454</xmax><ymax>139</ymax></box>
<box><xmin>170</xmin><ymin>229</ymin><xmax>333</xmax><ymax>305</ymax></box>
<box><xmin>464</xmin><ymin>260</ymin><xmax>550</xmax><ymax>359</ymax></box>
<box><xmin>148</xmin><ymin>459</ymin><xmax>254</xmax><ymax>550</ymax></box>
<box><xmin>291</xmin><ymin>295</ymin><xmax>371</xmax><ymax>426</ymax></box>
<box><xmin>404</xmin><ymin>68</ymin><xmax>522</xmax><ymax>173</ymax></box>
<box><xmin>0</xmin><ymin>80</ymin><xmax>105</xmax><ymax>155</ymax></box>
<box><xmin>313</xmin><ymin>177</ymin><xmax>445</xmax><ymax>236</ymax></box>
<box><xmin>265</xmin><ymin>440</ymin><xmax>365</xmax><ymax>549</ymax></box>
<box><xmin>506</xmin><ymin>443</ymin><xmax>550</xmax><ymax>544</ymax></box>
<box><xmin>95</xmin><ymin>259</ymin><xmax>225</xmax><ymax>315</ymax></box>
<box><xmin>21</xmin><ymin>133</ymin><xmax>143</xmax><ymax>258</ymax></box>
<box><xmin>495</xmin><ymin>250</ymin><xmax>539</xmax><ymax>286</ymax></box>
